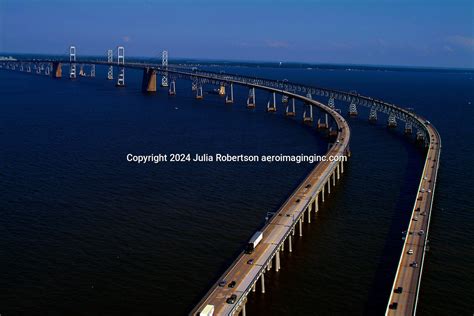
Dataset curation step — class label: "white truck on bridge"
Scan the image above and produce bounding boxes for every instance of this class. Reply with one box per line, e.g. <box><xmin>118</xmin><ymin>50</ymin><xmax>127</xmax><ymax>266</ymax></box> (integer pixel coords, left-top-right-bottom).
<box><xmin>245</xmin><ymin>231</ymin><xmax>263</xmax><ymax>254</ymax></box>
<box><xmin>199</xmin><ymin>304</ymin><xmax>214</xmax><ymax>316</ymax></box>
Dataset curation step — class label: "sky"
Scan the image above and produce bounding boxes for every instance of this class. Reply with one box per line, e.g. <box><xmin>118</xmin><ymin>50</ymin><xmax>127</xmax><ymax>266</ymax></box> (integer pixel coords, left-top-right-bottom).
<box><xmin>0</xmin><ymin>0</ymin><xmax>473</xmax><ymax>68</ymax></box>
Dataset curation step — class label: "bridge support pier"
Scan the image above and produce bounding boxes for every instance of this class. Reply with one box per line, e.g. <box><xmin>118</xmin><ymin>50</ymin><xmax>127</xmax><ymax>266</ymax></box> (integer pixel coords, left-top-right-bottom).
<box><xmin>327</xmin><ymin>180</ymin><xmax>331</xmax><ymax>194</ymax></box>
<box><xmin>299</xmin><ymin>218</ymin><xmax>303</xmax><ymax>237</ymax></box>
<box><xmin>341</xmin><ymin>160</ymin><xmax>344</xmax><ymax>174</ymax></box>
<box><xmin>349</xmin><ymin>101</ymin><xmax>358</xmax><ymax>116</ymax></box>
<box><xmin>275</xmin><ymin>250</ymin><xmax>280</xmax><ymax>272</ymax></box>
<box><xmin>267</xmin><ymin>92</ymin><xmax>277</xmax><ymax>112</ymax></box>
<box><xmin>316</xmin><ymin>194</ymin><xmax>319</xmax><ymax>212</ymax></box>
<box><xmin>242</xmin><ymin>303</ymin><xmax>246</xmax><ymax>316</ymax></box>
<box><xmin>261</xmin><ymin>273</ymin><xmax>265</xmax><ymax>294</ymax></box>
<box><xmin>388</xmin><ymin>113</ymin><xmax>397</xmax><ymax>128</ymax></box>
<box><xmin>196</xmin><ymin>84</ymin><xmax>204</xmax><ymax>99</ymax></box>
<box><xmin>252</xmin><ymin>283</ymin><xmax>256</xmax><ymax>293</ymax></box>
<box><xmin>116</xmin><ymin>46</ymin><xmax>126</xmax><ymax>87</ymax></box>
<box><xmin>328</xmin><ymin>97</ymin><xmax>335</xmax><ymax>109</ymax></box>
<box><xmin>405</xmin><ymin>121</ymin><xmax>413</xmax><ymax>134</ymax></box>
<box><xmin>218</xmin><ymin>84</ymin><xmax>225</xmax><ymax>96</ymax></box>
<box><xmin>332</xmin><ymin>172</ymin><xmax>336</xmax><ymax>186</ymax></box>
<box><xmin>337</xmin><ymin>164</ymin><xmax>340</xmax><ymax>180</ymax></box>
<box><xmin>226</xmin><ymin>83</ymin><xmax>234</xmax><ymax>104</ymax></box>
<box><xmin>169</xmin><ymin>80</ymin><xmax>176</xmax><ymax>95</ymax></box>
<box><xmin>116</xmin><ymin>68</ymin><xmax>125</xmax><ymax>86</ymax></box>
<box><xmin>247</xmin><ymin>87</ymin><xmax>256</xmax><ymax>108</ymax></box>
<box><xmin>416</xmin><ymin>130</ymin><xmax>425</xmax><ymax>142</ymax></box>
<box><xmin>303</xmin><ymin>103</ymin><xmax>313</xmax><ymax>125</ymax></box>
<box><xmin>307</xmin><ymin>205</ymin><xmax>312</xmax><ymax>223</ymax></box>
<box><xmin>369</xmin><ymin>106</ymin><xmax>377</xmax><ymax>122</ymax></box>
<box><xmin>317</xmin><ymin>114</ymin><xmax>329</xmax><ymax>129</ymax></box>
<box><xmin>322</xmin><ymin>187</ymin><xmax>325</xmax><ymax>202</ymax></box>
<box><xmin>289</xmin><ymin>235</ymin><xmax>292</xmax><ymax>252</ymax></box>
<box><xmin>141</xmin><ymin>68</ymin><xmax>157</xmax><ymax>93</ymax></box>
<box><xmin>281</xmin><ymin>239</ymin><xmax>285</xmax><ymax>251</ymax></box>
<box><xmin>285</xmin><ymin>98</ymin><xmax>296</xmax><ymax>116</ymax></box>
<box><xmin>52</xmin><ymin>62</ymin><xmax>62</xmax><ymax>78</ymax></box>
<box><xmin>278</xmin><ymin>248</ymin><xmax>281</xmax><ymax>270</ymax></box>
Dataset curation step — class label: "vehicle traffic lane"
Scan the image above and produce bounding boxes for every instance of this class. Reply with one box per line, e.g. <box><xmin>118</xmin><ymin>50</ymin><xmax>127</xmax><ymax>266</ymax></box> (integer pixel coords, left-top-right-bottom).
<box><xmin>387</xmin><ymin>124</ymin><xmax>440</xmax><ymax>315</ymax></box>
<box><xmin>192</xmin><ymin>93</ymin><xmax>349</xmax><ymax>316</ymax></box>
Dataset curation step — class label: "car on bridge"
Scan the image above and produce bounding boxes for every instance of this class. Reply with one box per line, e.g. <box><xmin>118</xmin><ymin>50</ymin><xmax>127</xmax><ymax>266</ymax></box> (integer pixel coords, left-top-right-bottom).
<box><xmin>226</xmin><ymin>294</ymin><xmax>237</xmax><ymax>304</ymax></box>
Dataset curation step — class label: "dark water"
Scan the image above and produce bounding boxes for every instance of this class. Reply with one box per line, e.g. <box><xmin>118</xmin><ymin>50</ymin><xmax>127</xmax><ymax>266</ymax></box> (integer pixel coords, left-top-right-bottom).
<box><xmin>0</xmin><ymin>63</ymin><xmax>472</xmax><ymax>315</ymax></box>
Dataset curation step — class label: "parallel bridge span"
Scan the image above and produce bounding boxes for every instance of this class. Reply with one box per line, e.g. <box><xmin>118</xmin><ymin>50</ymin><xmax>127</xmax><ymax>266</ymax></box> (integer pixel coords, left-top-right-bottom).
<box><xmin>0</xmin><ymin>56</ymin><xmax>441</xmax><ymax>316</ymax></box>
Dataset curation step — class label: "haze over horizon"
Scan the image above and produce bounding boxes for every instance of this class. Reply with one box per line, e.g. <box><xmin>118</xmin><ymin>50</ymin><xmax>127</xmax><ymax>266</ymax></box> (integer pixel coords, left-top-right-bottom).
<box><xmin>1</xmin><ymin>0</ymin><xmax>473</xmax><ymax>68</ymax></box>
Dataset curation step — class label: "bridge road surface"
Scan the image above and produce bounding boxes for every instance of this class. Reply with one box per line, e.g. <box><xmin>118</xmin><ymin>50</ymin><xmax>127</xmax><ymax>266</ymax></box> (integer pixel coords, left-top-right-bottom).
<box><xmin>191</xmin><ymin>98</ymin><xmax>350</xmax><ymax>315</ymax></box>
<box><xmin>386</xmin><ymin>122</ymin><xmax>441</xmax><ymax>315</ymax></box>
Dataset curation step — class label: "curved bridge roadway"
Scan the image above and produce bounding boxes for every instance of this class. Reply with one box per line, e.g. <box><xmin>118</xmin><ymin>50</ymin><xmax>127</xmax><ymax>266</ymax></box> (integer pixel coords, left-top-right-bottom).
<box><xmin>386</xmin><ymin>121</ymin><xmax>441</xmax><ymax>315</ymax></box>
<box><xmin>190</xmin><ymin>89</ymin><xmax>350</xmax><ymax>316</ymax></box>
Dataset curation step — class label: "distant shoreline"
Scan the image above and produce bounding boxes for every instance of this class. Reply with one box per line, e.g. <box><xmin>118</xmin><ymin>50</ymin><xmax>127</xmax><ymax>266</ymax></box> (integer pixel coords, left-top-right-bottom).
<box><xmin>1</xmin><ymin>52</ymin><xmax>473</xmax><ymax>73</ymax></box>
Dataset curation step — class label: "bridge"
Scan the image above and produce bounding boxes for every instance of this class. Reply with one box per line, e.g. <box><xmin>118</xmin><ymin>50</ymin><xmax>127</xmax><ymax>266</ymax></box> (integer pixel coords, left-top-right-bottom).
<box><xmin>0</xmin><ymin>46</ymin><xmax>441</xmax><ymax>316</ymax></box>
<box><xmin>386</xmin><ymin>123</ymin><xmax>441</xmax><ymax>315</ymax></box>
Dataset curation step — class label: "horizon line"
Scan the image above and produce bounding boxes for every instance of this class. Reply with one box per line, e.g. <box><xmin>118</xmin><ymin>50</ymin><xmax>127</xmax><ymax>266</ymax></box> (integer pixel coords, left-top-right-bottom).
<box><xmin>1</xmin><ymin>51</ymin><xmax>473</xmax><ymax>72</ymax></box>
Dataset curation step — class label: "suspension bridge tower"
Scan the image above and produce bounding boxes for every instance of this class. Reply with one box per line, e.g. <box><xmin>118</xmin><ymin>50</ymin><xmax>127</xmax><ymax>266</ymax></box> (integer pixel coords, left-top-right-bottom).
<box><xmin>161</xmin><ymin>50</ymin><xmax>169</xmax><ymax>87</ymax></box>
<box><xmin>107</xmin><ymin>49</ymin><xmax>113</xmax><ymax>80</ymax></box>
<box><xmin>69</xmin><ymin>46</ymin><xmax>76</xmax><ymax>79</ymax></box>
